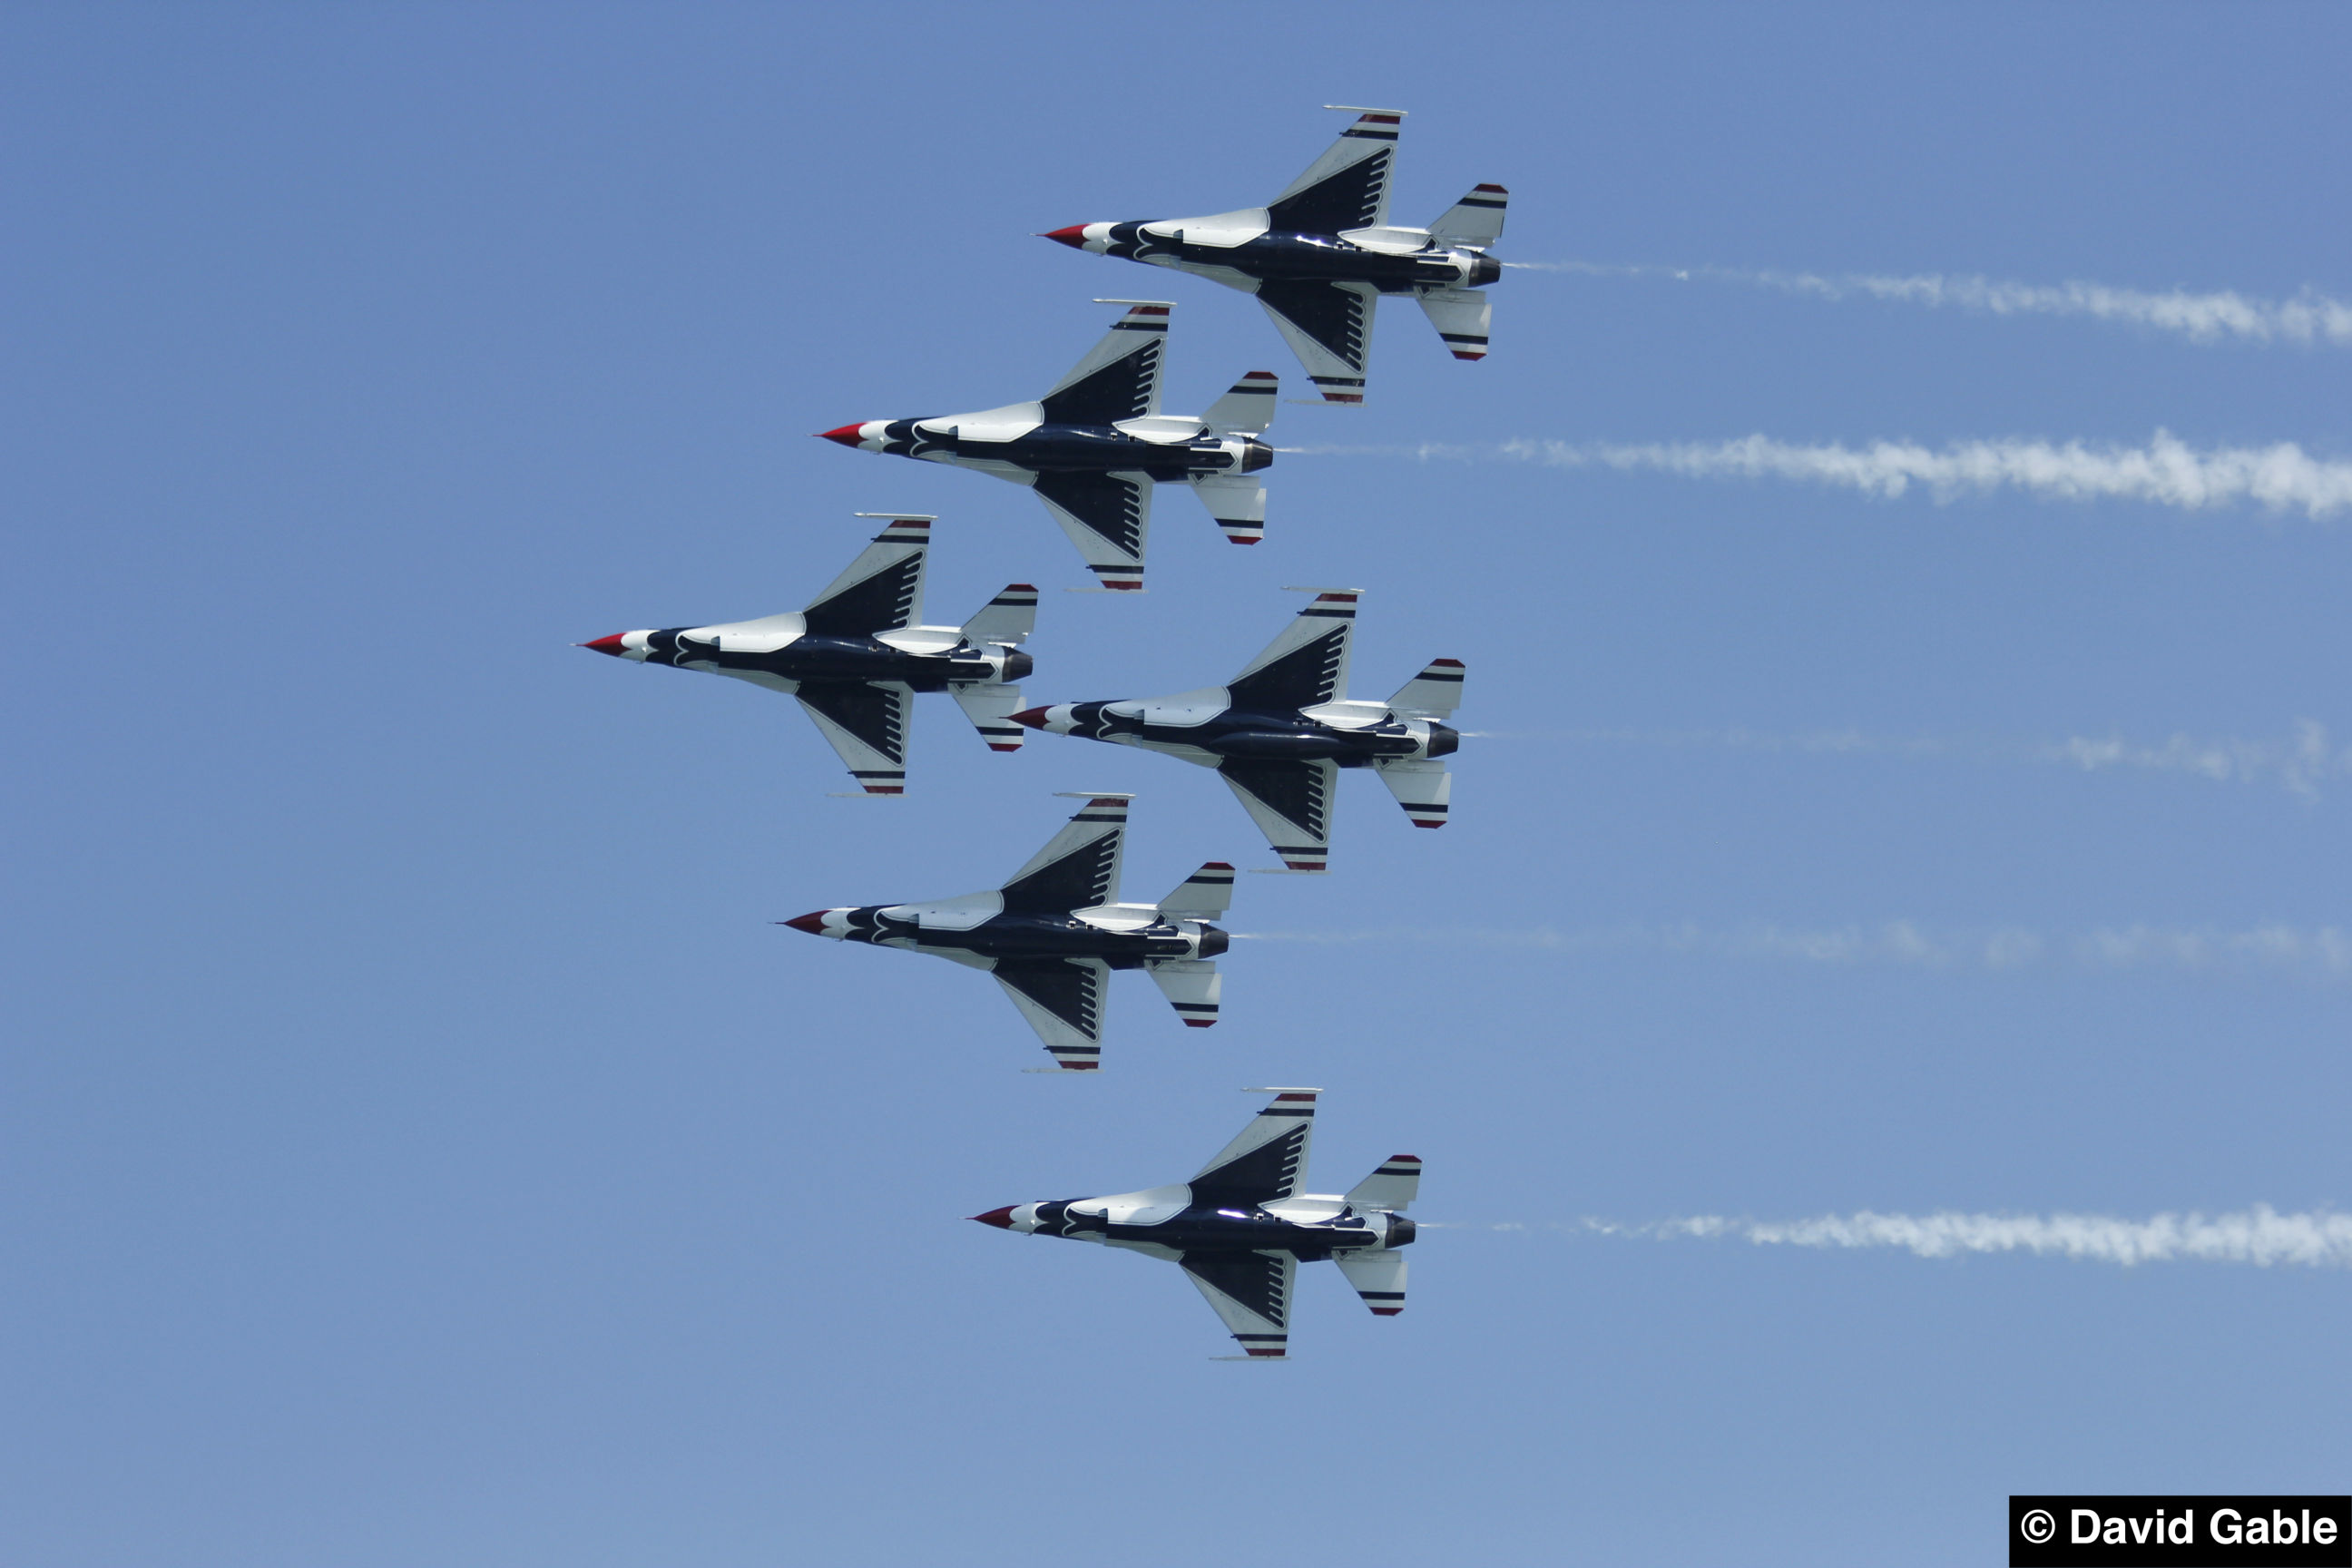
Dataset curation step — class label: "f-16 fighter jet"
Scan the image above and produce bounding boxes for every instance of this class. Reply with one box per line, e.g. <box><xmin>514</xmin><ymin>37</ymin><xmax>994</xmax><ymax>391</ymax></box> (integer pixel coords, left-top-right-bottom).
<box><xmin>1010</xmin><ymin>589</ymin><xmax>1464</xmax><ymax>873</ymax></box>
<box><xmin>814</xmin><ymin>301</ymin><xmax>1277</xmax><ymax>593</ymax></box>
<box><xmin>779</xmin><ymin>793</ymin><xmax>1232</xmax><ymax>1072</ymax></box>
<box><xmin>578</xmin><ymin>514</ymin><xmax>1036</xmax><ymax>796</ymax></box>
<box><xmin>973</xmin><ymin>1088</ymin><xmax>1419</xmax><ymax>1359</ymax></box>
<box><xmin>1042</xmin><ymin>106</ymin><xmax>1506</xmax><ymax>406</ymax></box>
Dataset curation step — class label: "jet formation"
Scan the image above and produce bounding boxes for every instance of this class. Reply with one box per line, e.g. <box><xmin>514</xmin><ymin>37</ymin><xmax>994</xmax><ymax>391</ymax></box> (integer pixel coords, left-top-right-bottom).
<box><xmin>1012</xmin><ymin>588</ymin><xmax>1465</xmax><ymax>872</ymax></box>
<box><xmin>975</xmin><ymin>1087</ymin><xmax>1419</xmax><ymax>1358</ymax></box>
<box><xmin>816</xmin><ymin>301</ymin><xmax>1279</xmax><ymax>592</ymax></box>
<box><xmin>779</xmin><ymin>793</ymin><xmax>1234</xmax><ymax>1073</ymax></box>
<box><xmin>1042</xmin><ymin>106</ymin><xmax>1506</xmax><ymax>405</ymax></box>
<box><xmin>585</xmin><ymin>106</ymin><xmax>1490</xmax><ymax>1357</ymax></box>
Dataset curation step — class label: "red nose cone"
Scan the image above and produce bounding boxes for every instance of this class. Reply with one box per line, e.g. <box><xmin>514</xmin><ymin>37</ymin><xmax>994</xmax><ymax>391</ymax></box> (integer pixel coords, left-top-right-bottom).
<box><xmin>1009</xmin><ymin>707</ymin><xmax>1050</xmax><ymax>730</ymax></box>
<box><xmin>970</xmin><ymin>1207</ymin><xmax>1016</xmax><ymax>1229</ymax></box>
<box><xmin>579</xmin><ymin>633</ymin><xmax>628</xmax><ymax>656</ymax></box>
<box><xmin>814</xmin><ymin>424</ymin><xmax>868</xmax><ymax>447</ymax></box>
<box><xmin>780</xmin><ymin>911</ymin><xmax>829</xmax><ymax>936</ymax></box>
<box><xmin>1039</xmin><ymin>225</ymin><xmax>1089</xmax><ymax>250</ymax></box>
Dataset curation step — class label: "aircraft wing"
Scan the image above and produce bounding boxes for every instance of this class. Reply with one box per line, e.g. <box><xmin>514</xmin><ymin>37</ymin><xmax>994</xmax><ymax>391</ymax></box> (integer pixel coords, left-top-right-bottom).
<box><xmin>1180</xmin><ymin>1250</ymin><xmax>1298</xmax><ymax>1359</ymax></box>
<box><xmin>992</xmin><ymin>956</ymin><xmax>1110</xmax><ymax>1072</ymax></box>
<box><xmin>1191</xmin><ymin>1089</ymin><xmax>1318</xmax><ymax>1206</ymax></box>
<box><xmin>1217</xmin><ymin>757</ymin><xmax>1338</xmax><ymax>873</ymax></box>
<box><xmin>1039</xmin><ymin>301</ymin><xmax>1170</xmax><ymax>424</ymax></box>
<box><xmin>1254</xmin><ymin>279</ymin><xmax>1378</xmax><ymax>405</ymax></box>
<box><xmin>794</xmin><ymin>680</ymin><xmax>913</xmax><ymax>795</ymax></box>
<box><xmin>999</xmin><ymin>794</ymin><xmax>1128</xmax><ymax>912</ymax></box>
<box><xmin>1266</xmin><ymin>110</ymin><xmax>1399</xmax><ymax>232</ymax></box>
<box><xmin>799</xmin><ymin>514</ymin><xmax>930</xmax><ymax>635</ymax></box>
<box><xmin>1228</xmin><ymin>593</ymin><xmax>1356</xmax><ymax>710</ymax></box>
<box><xmin>1030</xmin><ymin>470</ymin><xmax>1152</xmax><ymax>592</ymax></box>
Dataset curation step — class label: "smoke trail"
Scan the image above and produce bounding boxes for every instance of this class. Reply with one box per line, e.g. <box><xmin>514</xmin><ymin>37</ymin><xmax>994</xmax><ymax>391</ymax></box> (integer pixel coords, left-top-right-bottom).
<box><xmin>1231</xmin><ymin>921</ymin><xmax>2352</xmax><ymax>981</ymax></box>
<box><xmin>1465</xmin><ymin>720</ymin><xmax>2352</xmax><ymax>801</ymax></box>
<box><xmin>1432</xmin><ymin>1207</ymin><xmax>2352</xmax><ymax>1269</ymax></box>
<box><xmin>1281</xmin><ymin>432</ymin><xmax>2352</xmax><ymax>520</ymax></box>
<box><xmin>1506</xmin><ymin>260</ymin><xmax>2352</xmax><ymax>348</ymax></box>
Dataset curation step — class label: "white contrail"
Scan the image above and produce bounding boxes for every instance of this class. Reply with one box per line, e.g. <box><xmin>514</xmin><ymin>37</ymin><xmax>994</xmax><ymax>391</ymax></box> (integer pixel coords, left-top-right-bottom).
<box><xmin>1282</xmin><ymin>431</ymin><xmax>2352</xmax><ymax>520</ymax></box>
<box><xmin>1466</xmin><ymin>720</ymin><xmax>2352</xmax><ymax>801</ymax></box>
<box><xmin>1506</xmin><ymin>260</ymin><xmax>2352</xmax><ymax>348</ymax></box>
<box><xmin>1231</xmin><ymin>921</ymin><xmax>2352</xmax><ymax>980</ymax></box>
<box><xmin>1431</xmin><ymin>1208</ymin><xmax>2352</xmax><ymax>1269</ymax></box>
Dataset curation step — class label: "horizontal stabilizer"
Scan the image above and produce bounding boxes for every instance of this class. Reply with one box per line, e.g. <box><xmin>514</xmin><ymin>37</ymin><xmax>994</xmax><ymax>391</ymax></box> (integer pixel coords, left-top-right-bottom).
<box><xmin>962</xmin><ymin>583</ymin><xmax>1038</xmax><ymax>647</ymax></box>
<box><xmin>1159</xmin><ymin>860</ymin><xmax>1236</xmax><ymax>920</ymax></box>
<box><xmin>1388</xmin><ymin>657</ymin><xmax>1465</xmax><ymax>718</ymax></box>
<box><xmin>1372</xmin><ymin>760</ymin><xmax>1450</xmax><ymax>829</ymax></box>
<box><xmin>1344</xmin><ymin>1154</ymin><xmax>1422</xmax><ymax>1213</ymax></box>
<box><xmin>1333</xmin><ymin>1248</ymin><xmax>1407</xmax><ymax>1317</ymax></box>
<box><xmin>1202</xmin><ymin>370</ymin><xmax>1279</xmax><ymax>434</ymax></box>
<box><xmin>1146</xmin><ymin>958</ymin><xmax>1221</xmax><ymax>1028</ymax></box>
<box><xmin>950</xmin><ymin>681</ymin><xmax>1028</xmax><ymax>753</ymax></box>
<box><xmin>1428</xmin><ymin>182</ymin><xmax>1508</xmax><ymax>248</ymax></box>
<box><xmin>1417</xmin><ymin>287</ymin><xmax>1491</xmax><ymax>362</ymax></box>
<box><xmin>1191</xmin><ymin>474</ymin><xmax>1266</xmax><ymax>546</ymax></box>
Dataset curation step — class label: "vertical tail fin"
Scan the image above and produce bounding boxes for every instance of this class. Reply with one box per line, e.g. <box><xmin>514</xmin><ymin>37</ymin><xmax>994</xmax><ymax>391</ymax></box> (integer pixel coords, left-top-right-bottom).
<box><xmin>1387</xmin><ymin>657</ymin><xmax>1464</xmax><ymax>718</ymax></box>
<box><xmin>961</xmin><ymin>583</ymin><xmax>1038</xmax><ymax>648</ymax></box>
<box><xmin>1202</xmin><ymin>370</ymin><xmax>1279</xmax><ymax>434</ymax></box>
<box><xmin>1429</xmin><ymin>182</ymin><xmax>1508</xmax><ymax>248</ymax></box>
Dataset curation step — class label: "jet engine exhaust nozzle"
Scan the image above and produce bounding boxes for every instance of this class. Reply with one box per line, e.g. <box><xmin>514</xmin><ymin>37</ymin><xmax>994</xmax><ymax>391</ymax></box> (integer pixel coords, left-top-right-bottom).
<box><xmin>1426</xmin><ymin>722</ymin><xmax>1460</xmax><ymax>759</ymax></box>
<box><xmin>1196</xmin><ymin>925</ymin><xmax>1230</xmax><ymax>959</ymax></box>
<box><xmin>1002</xmin><ymin>652</ymin><xmax>1035</xmax><ymax>682</ymax></box>
<box><xmin>1387</xmin><ymin>1215</ymin><xmax>1418</xmax><ymax>1247</ymax></box>
<box><xmin>1467</xmin><ymin>254</ymin><xmax>1503</xmax><ymax>288</ymax></box>
<box><xmin>1241</xmin><ymin>439</ymin><xmax>1275</xmax><ymax>474</ymax></box>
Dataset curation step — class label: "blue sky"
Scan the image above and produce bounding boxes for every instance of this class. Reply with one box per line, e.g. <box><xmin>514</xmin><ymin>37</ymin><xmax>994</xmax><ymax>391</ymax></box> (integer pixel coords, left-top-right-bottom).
<box><xmin>6</xmin><ymin>5</ymin><xmax>2348</xmax><ymax>1564</ymax></box>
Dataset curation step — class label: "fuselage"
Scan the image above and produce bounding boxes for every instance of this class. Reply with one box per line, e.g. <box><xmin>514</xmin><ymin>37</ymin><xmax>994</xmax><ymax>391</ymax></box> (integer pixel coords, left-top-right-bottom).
<box><xmin>988</xmin><ymin>1188</ymin><xmax>1416</xmax><ymax>1260</ymax></box>
<box><xmin>595</xmin><ymin>623</ymin><xmax>1028</xmax><ymax>694</ymax></box>
<box><xmin>1025</xmin><ymin>697</ymin><xmax>1460</xmax><ymax>770</ymax></box>
<box><xmin>821</xmin><ymin>413</ymin><xmax>1273</xmax><ymax>483</ymax></box>
<box><xmin>1053</xmin><ymin>216</ymin><xmax>1503</xmax><ymax>295</ymax></box>
<box><xmin>796</xmin><ymin>901</ymin><xmax>1227</xmax><ymax>970</ymax></box>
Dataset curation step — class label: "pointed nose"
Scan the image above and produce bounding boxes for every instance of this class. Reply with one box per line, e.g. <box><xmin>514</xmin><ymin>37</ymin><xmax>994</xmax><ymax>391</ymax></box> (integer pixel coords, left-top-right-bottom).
<box><xmin>1009</xmin><ymin>707</ymin><xmax>1050</xmax><ymax>730</ymax></box>
<box><xmin>779</xmin><ymin>910</ymin><xmax>830</xmax><ymax>936</ymax></box>
<box><xmin>1038</xmin><ymin>225</ymin><xmax>1090</xmax><ymax>250</ymax></box>
<box><xmin>969</xmin><ymin>1206</ymin><xmax>1016</xmax><ymax>1229</ymax></box>
<box><xmin>579</xmin><ymin>633</ymin><xmax>629</xmax><ymax>656</ymax></box>
<box><xmin>813</xmin><ymin>424</ymin><xmax>869</xmax><ymax>447</ymax></box>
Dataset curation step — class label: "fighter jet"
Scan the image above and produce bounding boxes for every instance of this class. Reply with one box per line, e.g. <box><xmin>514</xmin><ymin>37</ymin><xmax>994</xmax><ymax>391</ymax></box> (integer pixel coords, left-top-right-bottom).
<box><xmin>1042</xmin><ymin>106</ymin><xmax>1506</xmax><ymax>406</ymax></box>
<box><xmin>973</xmin><ymin>1088</ymin><xmax>1419</xmax><ymax>1360</ymax></box>
<box><xmin>1010</xmin><ymin>589</ymin><xmax>1464</xmax><ymax>873</ymax></box>
<box><xmin>579</xmin><ymin>514</ymin><xmax>1036</xmax><ymax>796</ymax></box>
<box><xmin>779</xmin><ymin>793</ymin><xmax>1232</xmax><ymax>1072</ymax></box>
<box><xmin>814</xmin><ymin>301</ymin><xmax>1278</xmax><ymax>593</ymax></box>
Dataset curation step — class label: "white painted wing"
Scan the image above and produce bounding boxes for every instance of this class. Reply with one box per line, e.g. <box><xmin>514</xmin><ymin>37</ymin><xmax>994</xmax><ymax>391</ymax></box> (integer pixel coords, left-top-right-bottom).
<box><xmin>1371</xmin><ymin>757</ymin><xmax>1451</xmax><ymax>829</ymax></box>
<box><xmin>799</xmin><ymin>514</ymin><xmax>931</xmax><ymax>632</ymax></box>
<box><xmin>1417</xmin><ymin>286</ymin><xmax>1492</xmax><ymax>362</ymax></box>
<box><xmin>1191</xmin><ymin>1090</ymin><xmax>1318</xmax><ymax>1202</ymax></box>
<box><xmin>1254</xmin><ymin>280</ymin><xmax>1379</xmax><ymax>405</ymax></box>
<box><xmin>1040</xmin><ymin>302</ymin><xmax>1170</xmax><ymax>423</ymax></box>
<box><xmin>1333</xmin><ymin>1249</ymin><xmax>1407</xmax><ymax>1317</ymax></box>
<box><xmin>1267</xmin><ymin>111</ymin><xmax>1400</xmax><ymax>230</ymax></box>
